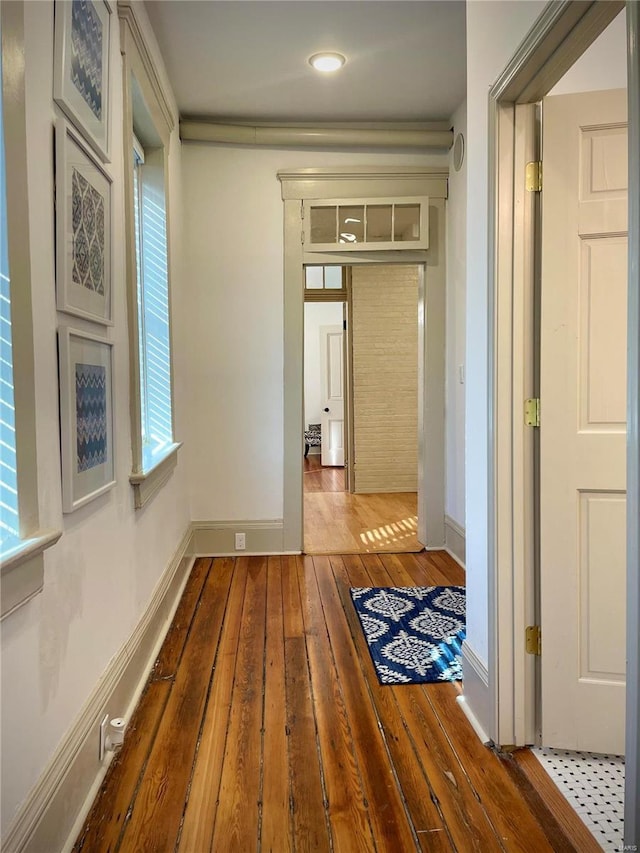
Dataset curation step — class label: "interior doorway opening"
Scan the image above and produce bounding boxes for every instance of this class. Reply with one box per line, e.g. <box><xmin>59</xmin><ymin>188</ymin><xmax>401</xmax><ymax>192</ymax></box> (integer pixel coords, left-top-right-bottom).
<box><xmin>303</xmin><ymin>263</ymin><xmax>422</xmax><ymax>555</ymax></box>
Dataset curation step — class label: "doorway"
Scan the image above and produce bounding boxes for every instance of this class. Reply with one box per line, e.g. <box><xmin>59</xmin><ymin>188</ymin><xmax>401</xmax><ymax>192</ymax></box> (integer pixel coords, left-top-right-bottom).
<box><xmin>279</xmin><ymin>167</ymin><xmax>448</xmax><ymax>556</ymax></box>
<box><xmin>302</xmin><ymin>263</ymin><xmax>422</xmax><ymax>554</ymax></box>
<box><xmin>484</xmin><ymin>1</ymin><xmax>638</xmax><ymax>845</ymax></box>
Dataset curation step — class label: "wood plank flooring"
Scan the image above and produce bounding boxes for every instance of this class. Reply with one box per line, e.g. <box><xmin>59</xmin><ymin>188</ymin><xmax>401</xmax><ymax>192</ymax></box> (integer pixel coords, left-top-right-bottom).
<box><xmin>74</xmin><ymin>551</ymin><xmax>594</xmax><ymax>853</ymax></box>
<box><xmin>303</xmin><ymin>455</ymin><xmax>421</xmax><ymax>554</ymax></box>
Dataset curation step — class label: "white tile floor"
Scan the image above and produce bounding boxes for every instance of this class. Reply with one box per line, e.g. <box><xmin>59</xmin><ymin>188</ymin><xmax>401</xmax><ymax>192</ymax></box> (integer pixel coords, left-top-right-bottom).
<box><xmin>533</xmin><ymin>747</ymin><xmax>625</xmax><ymax>851</ymax></box>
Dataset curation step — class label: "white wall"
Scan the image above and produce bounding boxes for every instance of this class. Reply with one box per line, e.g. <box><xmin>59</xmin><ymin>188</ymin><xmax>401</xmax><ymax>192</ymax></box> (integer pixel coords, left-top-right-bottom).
<box><xmin>182</xmin><ymin>145</ymin><xmax>447</xmax><ymax>523</ymax></box>
<box><xmin>550</xmin><ymin>10</ymin><xmax>626</xmax><ymax>95</ymax></box>
<box><xmin>465</xmin><ymin>0</ymin><xmax>547</xmax><ymax>666</ymax></box>
<box><xmin>304</xmin><ymin>301</ymin><xmax>343</xmax><ymax>440</ymax></box>
<box><xmin>445</xmin><ymin>99</ymin><xmax>466</xmax><ymax>527</ymax></box>
<box><xmin>0</xmin><ymin>1</ymin><xmax>190</xmax><ymax>836</ymax></box>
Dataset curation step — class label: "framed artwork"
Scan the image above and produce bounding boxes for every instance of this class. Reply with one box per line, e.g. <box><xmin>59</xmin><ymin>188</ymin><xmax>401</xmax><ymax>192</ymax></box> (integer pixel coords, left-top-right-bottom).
<box><xmin>56</xmin><ymin>118</ymin><xmax>112</xmax><ymax>325</ymax></box>
<box><xmin>58</xmin><ymin>326</ymin><xmax>115</xmax><ymax>513</ymax></box>
<box><xmin>53</xmin><ymin>0</ymin><xmax>111</xmax><ymax>162</ymax></box>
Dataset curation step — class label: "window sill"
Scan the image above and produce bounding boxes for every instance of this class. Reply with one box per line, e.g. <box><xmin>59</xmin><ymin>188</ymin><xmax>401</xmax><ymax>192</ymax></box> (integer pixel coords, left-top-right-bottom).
<box><xmin>130</xmin><ymin>441</ymin><xmax>182</xmax><ymax>509</ymax></box>
<box><xmin>1</xmin><ymin>529</ymin><xmax>63</xmax><ymax>620</ymax></box>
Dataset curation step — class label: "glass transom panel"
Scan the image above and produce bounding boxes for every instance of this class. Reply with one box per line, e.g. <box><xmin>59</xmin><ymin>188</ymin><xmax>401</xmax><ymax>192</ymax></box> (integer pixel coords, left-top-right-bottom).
<box><xmin>306</xmin><ymin>197</ymin><xmax>428</xmax><ymax>251</ymax></box>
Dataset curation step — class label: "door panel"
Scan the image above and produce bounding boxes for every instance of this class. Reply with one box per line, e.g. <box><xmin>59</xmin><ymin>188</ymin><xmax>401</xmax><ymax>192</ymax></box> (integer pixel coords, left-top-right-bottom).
<box><xmin>540</xmin><ymin>88</ymin><xmax>627</xmax><ymax>754</ymax></box>
<box><xmin>580</xmin><ymin>237</ymin><xmax>627</xmax><ymax>428</ymax></box>
<box><xmin>320</xmin><ymin>325</ymin><xmax>345</xmax><ymax>466</ymax></box>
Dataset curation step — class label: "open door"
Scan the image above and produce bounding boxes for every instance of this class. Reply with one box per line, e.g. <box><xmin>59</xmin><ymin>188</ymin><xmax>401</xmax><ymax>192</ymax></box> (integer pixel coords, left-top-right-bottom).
<box><xmin>540</xmin><ymin>88</ymin><xmax>627</xmax><ymax>753</ymax></box>
<box><xmin>319</xmin><ymin>324</ymin><xmax>345</xmax><ymax>466</ymax></box>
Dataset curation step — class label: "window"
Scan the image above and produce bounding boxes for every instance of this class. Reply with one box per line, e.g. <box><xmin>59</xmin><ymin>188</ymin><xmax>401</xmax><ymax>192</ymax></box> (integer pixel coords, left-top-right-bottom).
<box><xmin>133</xmin><ymin>140</ymin><xmax>173</xmax><ymax>471</ymax></box>
<box><xmin>119</xmin><ymin>4</ymin><xmax>180</xmax><ymax>508</ymax></box>
<box><xmin>0</xmin><ymin>51</ymin><xmax>19</xmax><ymax>556</ymax></box>
<box><xmin>304</xmin><ymin>197</ymin><xmax>429</xmax><ymax>251</ymax></box>
<box><xmin>304</xmin><ymin>266</ymin><xmax>347</xmax><ymax>302</ymax></box>
<box><xmin>0</xmin><ymin>3</ymin><xmax>61</xmax><ymax>618</ymax></box>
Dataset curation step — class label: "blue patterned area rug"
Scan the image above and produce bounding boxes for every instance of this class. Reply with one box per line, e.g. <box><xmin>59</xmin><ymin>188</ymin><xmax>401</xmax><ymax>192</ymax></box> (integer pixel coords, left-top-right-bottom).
<box><xmin>349</xmin><ymin>586</ymin><xmax>465</xmax><ymax>684</ymax></box>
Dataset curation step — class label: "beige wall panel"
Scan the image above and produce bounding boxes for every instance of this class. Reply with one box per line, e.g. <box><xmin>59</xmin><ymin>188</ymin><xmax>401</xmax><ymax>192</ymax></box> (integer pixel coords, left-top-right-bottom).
<box><xmin>352</xmin><ymin>265</ymin><xmax>418</xmax><ymax>493</ymax></box>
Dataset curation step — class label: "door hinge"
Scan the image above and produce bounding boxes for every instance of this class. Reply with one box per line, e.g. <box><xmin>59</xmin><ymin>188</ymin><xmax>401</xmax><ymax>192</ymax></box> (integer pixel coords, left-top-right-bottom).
<box><xmin>343</xmin><ymin>319</ymin><xmax>347</xmax><ymax>331</ymax></box>
<box><xmin>526</xmin><ymin>161</ymin><xmax>542</xmax><ymax>192</ymax></box>
<box><xmin>301</xmin><ymin>230</ymin><xmax>305</xmax><ymax>245</ymax></box>
<box><xmin>525</xmin><ymin>625</ymin><xmax>541</xmax><ymax>656</ymax></box>
<box><xmin>524</xmin><ymin>397</ymin><xmax>540</xmax><ymax>427</ymax></box>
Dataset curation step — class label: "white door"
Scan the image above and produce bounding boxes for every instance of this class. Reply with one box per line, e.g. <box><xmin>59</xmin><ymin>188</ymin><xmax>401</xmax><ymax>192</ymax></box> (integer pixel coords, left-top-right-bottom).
<box><xmin>320</xmin><ymin>324</ymin><xmax>345</xmax><ymax>466</ymax></box>
<box><xmin>540</xmin><ymin>89</ymin><xmax>627</xmax><ymax>754</ymax></box>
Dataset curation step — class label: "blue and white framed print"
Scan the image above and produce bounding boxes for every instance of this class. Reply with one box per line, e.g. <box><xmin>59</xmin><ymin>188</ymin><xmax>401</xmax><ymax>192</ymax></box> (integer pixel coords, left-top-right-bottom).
<box><xmin>56</xmin><ymin>118</ymin><xmax>112</xmax><ymax>324</ymax></box>
<box><xmin>54</xmin><ymin>0</ymin><xmax>111</xmax><ymax>163</ymax></box>
<box><xmin>58</xmin><ymin>326</ymin><xmax>115</xmax><ymax>512</ymax></box>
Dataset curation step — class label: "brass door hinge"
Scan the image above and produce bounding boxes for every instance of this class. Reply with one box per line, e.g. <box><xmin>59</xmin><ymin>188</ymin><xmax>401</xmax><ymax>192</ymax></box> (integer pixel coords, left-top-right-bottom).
<box><xmin>524</xmin><ymin>397</ymin><xmax>540</xmax><ymax>427</ymax></box>
<box><xmin>526</xmin><ymin>625</ymin><xmax>541</xmax><ymax>656</ymax></box>
<box><xmin>526</xmin><ymin>161</ymin><xmax>542</xmax><ymax>192</ymax></box>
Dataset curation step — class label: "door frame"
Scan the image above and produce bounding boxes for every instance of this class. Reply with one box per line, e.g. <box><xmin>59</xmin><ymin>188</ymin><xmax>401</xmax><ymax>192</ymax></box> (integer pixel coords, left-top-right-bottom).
<box><xmin>486</xmin><ymin>0</ymin><xmax>639</xmax><ymax>841</ymax></box>
<box><xmin>303</xmin><ymin>284</ymin><xmax>348</xmax><ymax>471</ymax></box>
<box><xmin>279</xmin><ymin>167</ymin><xmax>448</xmax><ymax>553</ymax></box>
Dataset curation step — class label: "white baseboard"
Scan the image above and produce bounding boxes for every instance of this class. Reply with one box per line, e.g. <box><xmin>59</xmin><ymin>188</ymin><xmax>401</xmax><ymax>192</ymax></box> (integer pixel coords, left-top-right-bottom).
<box><xmin>460</xmin><ymin>640</ymin><xmax>491</xmax><ymax>745</ymax></box>
<box><xmin>444</xmin><ymin>515</ymin><xmax>465</xmax><ymax>568</ymax></box>
<box><xmin>2</xmin><ymin>525</ymin><xmax>195</xmax><ymax>853</ymax></box>
<box><xmin>189</xmin><ymin>519</ymin><xmax>291</xmax><ymax>556</ymax></box>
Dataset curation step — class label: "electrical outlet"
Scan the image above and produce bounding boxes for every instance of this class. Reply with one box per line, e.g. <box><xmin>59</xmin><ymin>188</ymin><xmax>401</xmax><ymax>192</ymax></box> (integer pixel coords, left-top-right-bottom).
<box><xmin>235</xmin><ymin>532</ymin><xmax>246</xmax><ymax>550</ymax></box>
<box><xmin>99</xmin><ymin>713</ymin><xmax>109</xmax><ymax>761</ymax></box>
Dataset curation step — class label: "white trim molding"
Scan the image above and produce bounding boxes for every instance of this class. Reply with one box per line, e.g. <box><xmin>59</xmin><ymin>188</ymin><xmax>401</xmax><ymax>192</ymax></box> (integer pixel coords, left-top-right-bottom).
<box><xmin>460</xmin><ymin>641</ymin><xmax>491</xmax><ymax>745</ymax></box>
<box><xmin>117</xmin><ymin>1</ymin><xmax>175</xmax><ymax>134</ymax></box>
<box><xmin>444</xmin><ymin>515</ymin><xmax>465</xmax><ymax>568</ymax></box>
<box><xmin>1</xmin><ymin>530</ymin><xmax>62</xmax><ymax>619</ymax></box>
<box><xmin>188</xmin><ymin>519</ymin><xmax>294</xmax><ymax>556</ymax></box>
<box><xmin>626</xmin><ymin>2</ymin><xmax>640</xmax><ymax>844</ymax></box>
<box><xmin>1</xmin><ymin>527</ymin><xmax>194</xmax><ymax>853</ymax></box>
<box><xmin>129</xmin><ymin>442</ymin><xmax>183</xmax><ymax>509</ymax></box>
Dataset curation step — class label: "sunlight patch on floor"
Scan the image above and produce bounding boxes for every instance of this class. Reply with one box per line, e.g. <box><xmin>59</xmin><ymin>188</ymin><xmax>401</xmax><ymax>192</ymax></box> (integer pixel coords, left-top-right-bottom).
<box><xmin>359</xmin><ymin>515</ymin><xmax>419</xmax><ymax>551</ymax></box>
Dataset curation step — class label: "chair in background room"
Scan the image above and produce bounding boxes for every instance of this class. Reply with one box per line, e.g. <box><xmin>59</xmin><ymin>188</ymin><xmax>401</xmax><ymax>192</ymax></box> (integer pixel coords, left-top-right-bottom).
<box><xmin>304</xmin><ymin>423</ymin><xmax>321</xmax><ymax>457</ymax></box>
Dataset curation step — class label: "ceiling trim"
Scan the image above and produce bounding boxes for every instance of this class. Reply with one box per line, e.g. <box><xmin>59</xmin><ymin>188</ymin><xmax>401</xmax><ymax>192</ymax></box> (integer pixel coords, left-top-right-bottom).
<box><xmin>180</xmin><ymin>120</ymin><xmax>453</xmax><ymax>151</ymax></box>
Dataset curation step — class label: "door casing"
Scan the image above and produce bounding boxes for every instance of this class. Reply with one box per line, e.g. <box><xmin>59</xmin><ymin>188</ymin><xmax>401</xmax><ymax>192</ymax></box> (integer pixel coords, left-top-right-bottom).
<box><xmin>485</xmin><ymin>0</ymin><xmax>639</xmax><ymax>843</ymax></box>
<box><xmin>279</xmin><ymin>168</ymin><xmax>449</xmax><ymax>555</ymax></box>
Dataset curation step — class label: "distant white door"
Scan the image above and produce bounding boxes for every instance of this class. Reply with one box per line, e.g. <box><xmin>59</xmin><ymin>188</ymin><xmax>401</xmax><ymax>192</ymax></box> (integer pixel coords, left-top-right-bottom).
<box><xmin>540</xmin><ymin>89</ymin><xmax>627</xmax><ymax>754</ymax></box>
<box><xmin>320</xmin><ymin>324</ymin><xmax>345</xmax><ymax>466</ymax></box>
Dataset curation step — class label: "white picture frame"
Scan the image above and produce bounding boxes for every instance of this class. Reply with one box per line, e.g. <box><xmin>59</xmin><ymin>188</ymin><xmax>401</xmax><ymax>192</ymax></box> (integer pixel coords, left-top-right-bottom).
<box><xmin>58</xmin><ymin>326</ymin><xmax>115</xmax><ymax>513</ymax></box>
<box><xmin>56</xmin><ymin>118</ymin><xmax>112</xmax><ymax>325</ymax></box>
<box><xmin>53</xmin><ymin>0</ymin><xmax>111</xmax><ymax>163</ymax></box>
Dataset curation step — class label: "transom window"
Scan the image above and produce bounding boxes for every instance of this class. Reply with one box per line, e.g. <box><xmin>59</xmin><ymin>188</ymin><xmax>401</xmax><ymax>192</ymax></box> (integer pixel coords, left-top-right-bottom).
<box><xmin>304</xmin><ymin>266</ymin><xmax>346</xmax><ymax>302</ymax></box>
<box><xmin>304</xmin><ymin>197</ymin><xmax>429</xmax><ymax>251</ymax></box>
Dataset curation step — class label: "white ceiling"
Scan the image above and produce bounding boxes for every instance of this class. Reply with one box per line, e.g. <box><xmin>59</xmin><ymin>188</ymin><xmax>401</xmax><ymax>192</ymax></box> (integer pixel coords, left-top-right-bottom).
<box><xmin>144</xmin><ymin>1</ymin><xmax>466</xmax><ymax>123</ymax></box>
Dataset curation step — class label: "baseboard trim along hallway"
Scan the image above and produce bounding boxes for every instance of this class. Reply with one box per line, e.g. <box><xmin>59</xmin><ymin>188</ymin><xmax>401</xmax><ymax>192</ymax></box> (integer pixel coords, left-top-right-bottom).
<box><xmin>2</xmin><ymin>526</ymin><xmax>194</xmax><ymax>853</ymax></box>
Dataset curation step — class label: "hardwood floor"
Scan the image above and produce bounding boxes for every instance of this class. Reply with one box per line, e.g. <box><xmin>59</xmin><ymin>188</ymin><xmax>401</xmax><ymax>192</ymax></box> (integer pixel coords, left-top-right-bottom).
<box><xmin>303</xmin><ymin>453</ymin><xmax>345</xmax><ymax>492</ymax></box>
<box><xmin>303</xmin><ymin>454</ymin><xmax>421</xmax><ymax>554</ymax></box>
<box><xmin>74</xmin><ymin>551</ymin><xmax>596</xmax><ymax>853</ymax></box>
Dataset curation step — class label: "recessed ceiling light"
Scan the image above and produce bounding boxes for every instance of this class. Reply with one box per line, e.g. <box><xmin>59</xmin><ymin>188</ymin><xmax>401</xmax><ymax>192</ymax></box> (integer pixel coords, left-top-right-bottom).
<box><xmin>309</xmin><ymin>52</ymin><xmax>346</xmax><ymax>73</ymax></box>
